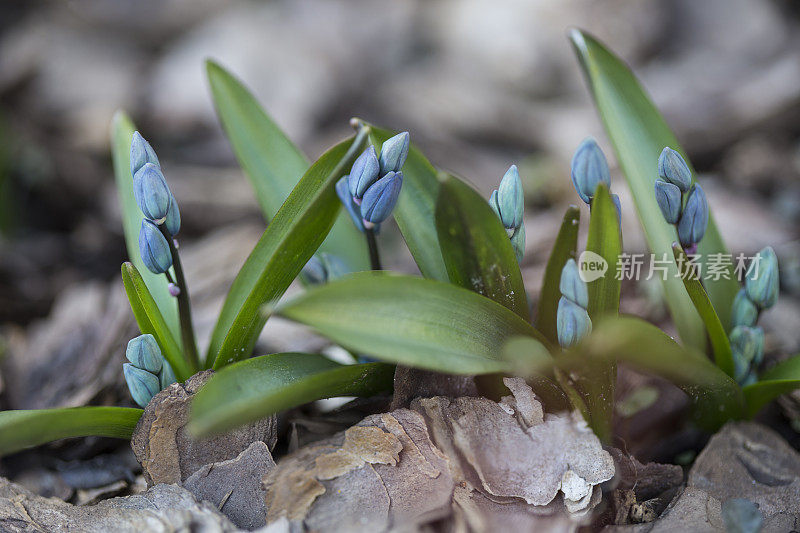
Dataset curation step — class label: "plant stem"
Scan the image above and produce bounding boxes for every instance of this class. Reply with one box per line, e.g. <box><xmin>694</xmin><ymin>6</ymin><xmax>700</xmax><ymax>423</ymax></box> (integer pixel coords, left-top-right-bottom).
<box><xmin>365</xmin><ymin>228</ymin><xmax>382</xmax><ymax>270</ymax></box>
<box><xmin>160</xmin><ymin>226</ymin><xmax>200</xmax><ymax>372</ymax></box>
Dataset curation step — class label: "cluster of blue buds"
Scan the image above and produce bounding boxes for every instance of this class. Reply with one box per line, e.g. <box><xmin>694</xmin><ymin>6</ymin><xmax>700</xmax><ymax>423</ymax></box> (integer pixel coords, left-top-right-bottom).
<box><xmin>654</xmin><ymin>147</ymin><xmax>708</xmax><ymax>252</ymax></box>
<box><xmin>489</xmin><ymin>165</ymin><xmax>526</xmax><ymax>262</ymax></box>
<box><xmin>302</xmin><ymin>253</ymin><xmax>350</xmax><ymax>285</ymax></box>
<box><xmin>131</xmin><ymin>132</ymin><xmax>180</xmax><ymax>276</ymax></box>
<box><xmin>123</xmin><ymin>334</ymin><xmax>176</xmax><ymax>407</ymax></box>
<box><xmin>729</xmin><ymin>246</ymin><xmax>779</xmax><ymax>384</ymax></box>
<box><xmin>336</xmin><ymin>132</ymin><xmax>408</xmax><ymax>232</ymax></box>
<box><xmin>556</xmin><ymin>259</ymin><xmax>592</xmax><ymax>348</ymax></box>
<box><xmin>570</xmin><ymin>138</ymin><xmax>621</xmax><ymax>220</ymax></box>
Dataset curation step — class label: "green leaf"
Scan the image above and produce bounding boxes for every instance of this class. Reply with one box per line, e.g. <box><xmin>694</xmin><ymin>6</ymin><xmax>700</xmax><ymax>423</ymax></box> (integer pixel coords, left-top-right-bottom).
<box><xmin>744</xmin><ymin>354</ymin><xmax>800</xmax><ymax>417</ymax></box>
<box><xmin>277</xmin><ymin>272</ymin><xmax>549</xmax><ymax>375</ymax></box>
<box><xmin>435</xmin><ymin>173</ymin><xmax>529</xmax><ymax>320</ymax></box>
<box><xmin>190</xmin><ymin>353</ymin><xmax>393</xmax><ymax>436</ymax></box>
<box><xmin>122</xmin><ymin>262</ymin><xmax>191</xmax><ymax>381</ymax></box>
<box><xmin>537</xmin><ymin>206</ymin><xmax>580</xmax><ymax>344</ymax></box>
<box><xmin>585</xmin><ymin>184</ymin><xmax>622</xmax><ymax>318</ymax></box>
<box><xmin>570</xmin><ymin>29</ymin><xmax>739</xmax><ymax>348</ymax></box>
<box><xmin>366</xmin><ymin>125</ymin><xmax>449</xmax><ymax>281</ymax></box>
<box><xmin>110</xmin><ymin>111</ymin><xmax>179</xmax><ymax>338</ymax></box>
<box><xmin>209</xmin><ymin>132</ymin><xmax>369</xmax><ymax>368</ymax></box>
<box><xmin>0</xmin><ymin>407</ymin><xmax>142</xmax><ymax>456</ymax></box>
<box><xmin>573</xmin><ymin>316</ymin><xmax>742</xmax><ymax>430</ymax></box>
<box><xmin>673</xmin><ymin>244</ymin><xmax>735</xmax><ymax>377</ymax></box>
<box><xmin>206</xmin><ymin>60</ymin><xmax>368</xmax><ymax>272</ymax></box>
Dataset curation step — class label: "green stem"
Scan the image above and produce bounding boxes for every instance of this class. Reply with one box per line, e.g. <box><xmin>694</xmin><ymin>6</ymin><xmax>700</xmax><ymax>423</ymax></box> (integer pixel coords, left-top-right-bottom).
<box><xmin>365</xmin><ymin>228</ymin><xmax>382</xmax><ymax>270</ymax></box>
<box><xmin>160</xmin><ymin>226</ymin><xmax>200</xmax><ymax>372</ymax></box>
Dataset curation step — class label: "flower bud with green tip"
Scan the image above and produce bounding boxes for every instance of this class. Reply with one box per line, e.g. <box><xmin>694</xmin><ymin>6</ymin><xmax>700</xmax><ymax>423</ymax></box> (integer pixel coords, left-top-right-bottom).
<box><xmin>361</xmin><ymin>171</ymin><xmax>403</xmax><ymax>227</ymax></box>
<box><xmin>654</xmin><ymin>179</ymin><xmax>681</xmax><ymax>224</ymax></box>
<box><xmin>123</xmin><ymin>363</ymin><xmax>161</xmax><ymax>407</ymax></box>
<box><xmin>348</xmin><ymin>146</ymin><xmax>380</xmax><ymax>201</ymax></box>
<box><xmin>159</xmin><ymin>361</ymin><xmax>176</xmax><ymax>389</ymax></box>
<box><xmin>495</xmin><ymin>165</ymin><xmax>524</xmax><ymax>230</ymax></box>
<box><xmin>557</xmin><ymin>297</ymin><xmax>592</xmax><ymax>348</ymax></box>
<box><xmin>731</xmin><ymin>288</ymin><xmax>759</xmax><ymax>328</ymax></box>
<box><xmin>336</xmin><ymin>176</ymin><xmax>366</xmax><ymax>232</ymax></box>
<box><xmin>130</xmin><ymin>131</ymin><xmax>160</xmax><ymax>178</ymax></box>
<box><xmin>133</xmin><ymin>163</ymin><xmax>172</xmax><ymax>222</ymax></box>
<box><xmin>611</xmin><ymin>193</ymin><xmax>621</xmax><ymax>223</ymax></box>
<box><xmin>658</xmin><ymin>147</ymin><xmax>692</xmax><ymax>192</ymax></box>
<box><xmin>126</xmin><ymin>334</ymin><xmax>163</xmax><ymax>374</ymax></box>
<box><xmin>164</xmin><ymin>193</ymin><xmax>181</xmax><ymax>236</ymax></box>
<box><xmin>570</xmin><ymin>137</ymin><xmax>611</xmax><ymax>204</ymax></box>
<box><xmin>730</xmin><ymin>325</ymin><xmax>765</xmax><ymax>366</ymax></box>
<box><xmin>378</xmin><ymin>131</ymin><xmax>410</xmax><ymax>175</ymax></box>
<box><xmin>560</xmin><ymin>258</ymin><xmax>589</xmax><ymax>308</ymax></box>
<box><xmin>745</xmin><ymin>246</ymin><xmax>779</xmax><ymax>309</ymax></box>
<box><xmin>139</xmin><ymin>219</ymin><xmax>173</xmax><ymax>274</ymax></box>
<box><xmin>677</xmin><ymin>184</ymin><xmax>708</xmax><ymax>248</ymax></box>
<box><xmin>510</xmin><ymin>224</ymin><xmax>525</xmax><ymax>262</ymax></box>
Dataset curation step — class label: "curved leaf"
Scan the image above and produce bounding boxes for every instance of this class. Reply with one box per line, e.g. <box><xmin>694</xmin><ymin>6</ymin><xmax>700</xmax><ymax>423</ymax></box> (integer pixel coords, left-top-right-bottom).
<box><xmin>111</xmin><ymin>112</ymin><xmax>179</xmax><ymax>338</ymax></box>
<box><xmin>0</xmin><ymin>407</ymin><xmax>142</xmax><ymax>456</ymax></box>
<box><xmin>206</xmin><ymin>61</ymin><xmax>368</xmax><ymax>271</ymax></box>
<box><xmin>744</xmin><ymin>354</ymin><xmax>800</xmax><ymax>416</ymax></box>
<box><xmin>122</xmin><ymin>262</ymin><xmax>191</xmax><ymax>380</ymax></box>
<box><xmin>586</xmin><ymin>184</ymin><xmax>622</xmax><ymax>318</ymax></box>
<box><xmin>435</xmin><ymin>173</ymin><xmax>529</xmax><ymax>320</ymax></box>
<box><xmin>210</xmin><ymin>132</ymin><xmax>368</xmax><ymax>368</ymax></box>
<box><xmin>673</xmin><ymin>244</ymin><xmax>734</xmax><ymax>377</ymax></box>
<box><xmin>537</xmin><ymin>206</ymin><xmax>580</xmax><ymax>344</ymax></box>
<box><xmin>277</xmin><ymin>272</ymin><xmax>549</xmax><ymax>375</ymax></box>
<box><xmin>366</xmin><ymin>125</ymin><xmax>448</xmax><ymax>281</ymax></box>
<box><xmin>570</xmin><ymin>29</ymin><xmax>739</xmax><ymax>348</ymax></box>
<box><xmin>190</xmin><ymin>353</ymin><xmax>393</xmax><ymax>436</ymax></box>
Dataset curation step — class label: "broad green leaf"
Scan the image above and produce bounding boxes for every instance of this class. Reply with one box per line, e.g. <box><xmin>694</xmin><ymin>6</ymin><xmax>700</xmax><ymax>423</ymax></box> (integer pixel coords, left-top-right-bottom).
<box><xmin>122</xmin><ymin>262</ymin><xmax>192</xmax><ymax>381</ymax></box>
<box><xmin>0</xmin><ymin>407</ymin><xmax>142</xmax><ymax>456</ymax></box>
<box><xmin>570</xmin><ymin>29</ymin><xmax>739</xmax><ymax>348</ymax></box>
<box><xmin>585</xmin><ymin>184</ymin><xmax>622</xmax><ymax>318</ymax></box>
<box><xmin>576</xmin><ymin>184</ymin><xmax>622</xmax><ymax>441</ymax></box>
<box><xmin>277</xmin><ymin>272</ymin><xmax>549</xmax><ymax>375</ymax></box>
<box><xmin>537</xmin><ymin>206</ymin><xmax>580</xmax><ymax>344</ymax></box>
<box><xmin>572</xmin><ymin>316</ymin><xmax>742</xmax><ymax>430</ymax></box>
<box><xmin>367</xmin><ymin>125</ymin><xmax>449</xmax><ymax>281</ymax></box>
<box><xmin>673</xmin><ymin>244</ymin><xmax>734</xmax><ymax>377</ymax></box>
<box><xmin>190</xmin><ymin>353</ymin><xmax>393</xmax><ymax>436</ymax></box>
<box><xmin>744</xmin><ymin>354</ymin><xmax>800</xmax><ymax>416</ymax></box>
<box><xmin>110</xmin><ymin>111</ymin><xmax>179</xmax><ymax>338</ymax></box>
<box><xmin>206</xmin><ymin>61</ymin><xmax>368</xmax><ymax>271</ymax></box>
<box><xmin>435</xmin><ymin>173</ymin><xmax>529</xmax><ymax>320</ymax></box>
<box><xmin>210</xmin><ymin>133</ymin><xmax>368</xmax><ymax>368</ymax></box>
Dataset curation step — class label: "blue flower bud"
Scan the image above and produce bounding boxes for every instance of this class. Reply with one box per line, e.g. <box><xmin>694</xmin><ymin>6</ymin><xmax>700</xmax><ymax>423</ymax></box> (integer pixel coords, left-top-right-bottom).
<box><xmin>654</xmin><ymin>179</ymin><xmax>681</xmax><ymax>224</ymax></box>
<box><xmin>302</xmin><ymin>253</ymin><xmax>350</xmax><ymax>284</ymax></box>
<box><xmin>745</xmin><ymin>246</ymin><xmax>779</xmax><ymax>309</ymax></box>
<box><xmin>570</xmin><ymin>137</ymin><xmax>611</xmax><ymax>204</ymax></box>
<box><xmin>493</xmin><ymin>165</ymin><xmax>524</xmax><ymax>230</ymax></box>
<box><xmin>510</xmin><ymin>224</ymin><xmax>525</xmax><ymax>262</ymax></box>
<box><xmin>729</xmin><ymin>325</ymin><xmax>765</xmax><ymax>366</ymax></box>
<box><xmin>677</xmin><ymin>184</ymin><xmax>708</xmax><ymax>248</ymax></box>
<box><xmin>139</xmin><ymin>219</ymin><xmax>173</xmax><ymax>274</ymax></box>
<box><xmin>557</xmin><ymin>296</ymin><xmax>592</xmax><ymax>348</ymax></box>
<box><xmin>732</xmin><ymin>350</ymin><xmax>750</xmax><ymax>383</ymax></box>
<box><xmin>133</xmin><ymin>163</ymin><xmax>172</xmax><ymax>221</ymax></box>
<box><xmin>126</xmin><ymin>334</ymin><xmax>163</xmax><ymax>374</ymax></box>
<box><xmin>740</xmin><ymin>370</ymin><xmax>758</xmax><ymax>387</ymax></box>
<box><xmin>130</xmin><ymin>131</ymin><xmax>160</xmax><ymax>178</ymax></box>
<box><xmin>164</xmin><ymin>193</ymin><xmax>181</xmax><ymax>236</ymax></box>
<box><xmin>658</xmin><ymin>147</ymin><xmax>692</xmax><ymax>192</ymax></box>
<box><xmin>560</xmin><ymin>258</ymin><xmax>588</xmax><ymax>308</ymax></box>
<box><xmin>611</xmin><ymin>193</ymin><xmax>621</xmax><ymax>223</ymax></box>
<box><xmin>336</xmin><ymin>176</ymin><xmax>366</xmax><ymax>232</ymax></box>
<box><xmin>348</xmin><ymin>146</ymin><xmax>381</xmax><ymax>200</ymax></box>
<box><xmin>159</xmin><ymin>360</ymin><xmax>176</xmax><ymax>389</ymax></box>
<box><xmin>123</xmin><ymin>363</ymin><xmax>160</xmax><ymax>407</ymax></box>
<box><xmin>379</xmin><ymin>132</ymin><xmax>410</xmax><ymax>175</ymax></box>
<box><xmin>361</xmin><ymin>171</ymin><xmax>403</xmax><ymax>225</ymax></box>
<box><xmin>730</xmin><ymin>288</ymin><xmax>758</xmax><ymax>328</ymax></box>
<box><xmin>489</xmin><ymin>190</ymin><xmax>501</xmax><ymax>220</ymax></box>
